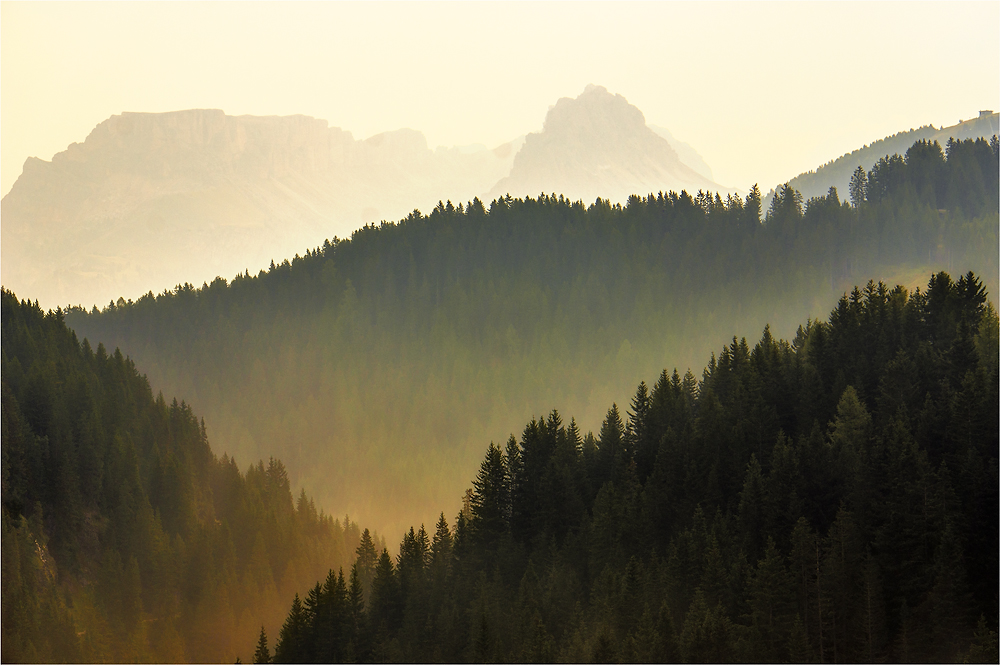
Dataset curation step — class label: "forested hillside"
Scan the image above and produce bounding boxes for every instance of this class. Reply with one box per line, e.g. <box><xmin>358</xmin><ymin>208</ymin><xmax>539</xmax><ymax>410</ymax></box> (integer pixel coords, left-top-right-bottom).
<box><xmin>1</xmin><ymin>291</ymin><xmax>373</xmax><ymax>662</ymax></box>
<box><xmin>764</xmin><ymin>113</ymin><xmax>999</xmax><ymax>209</ymax></box>
<box><xmin>263</xmin><ymin>270</ymin><xmax>999</xmax><ymax>664</ymax></box>
<box><xmin>65</xmin><ymin>136</ymin><xmax>999</xmax><ymax>537</ymax></box>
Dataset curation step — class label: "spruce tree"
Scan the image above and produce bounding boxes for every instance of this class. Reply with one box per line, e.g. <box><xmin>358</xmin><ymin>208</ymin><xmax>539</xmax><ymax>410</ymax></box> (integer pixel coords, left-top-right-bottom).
<box><xmin>355</xmin><ymin>529</ymin><xmax>377</xmax><ymax>602</ymax></box>
<box><xmin>274</xmin><ymin>594</ymin><xmax>305</xmax><ymax>664</ymax></box>
<box><xmin>470</xmin><ymin>442</ymin><xmax>509</xmax><ymax>549</ymax></box>
<box><xmin>252</xmin><ymin>627</ymin><xmax>271</xmax><ymax>664</ymax></box>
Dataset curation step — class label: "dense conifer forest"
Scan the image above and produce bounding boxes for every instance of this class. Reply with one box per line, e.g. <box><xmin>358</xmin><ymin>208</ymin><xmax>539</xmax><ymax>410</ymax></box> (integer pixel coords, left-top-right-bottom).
<box><xmin>259</xmin><ymin>269</ymin><xmax>999</xmax><ymax>664</ymax></box>
<box><xmin>65</xmin><ymin>136</ymin><xmax>1000</xmax><ymax>537</ymax></box>
<box><xmin>1</xmin><ymin>291</ymin><xmax>373</xmax><ymax>662</ymax></box>
<box><xmin>4</xmin><ymin>135</ymin><xmax>997</xmax><ymax>663</ymax></box>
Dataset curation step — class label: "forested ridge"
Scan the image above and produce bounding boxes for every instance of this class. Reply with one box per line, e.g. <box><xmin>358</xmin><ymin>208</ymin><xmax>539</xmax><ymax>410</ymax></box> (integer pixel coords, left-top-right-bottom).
<box><xmin>763</xmin><ymin>113</ymin><xmax>999</xmax><ymax>208</ymax></box>
<box><xmin>260</xmin><ymin>270</ymin><xmax>999</xmax><ymax>664</ymax></box>
<box><xmin>64</xmin><ymin>136</ymin><xmax>1000</xmax><ymax>537</ymax></box>
<box><xmin>1</xmin><ymin>291</ymin><xmax>376</xmax><ymax>662</ymax></box>
<box><xmin>2</xmin><ymin>132</ymin><xmax>997</xmax><ymax>664</ymax></box>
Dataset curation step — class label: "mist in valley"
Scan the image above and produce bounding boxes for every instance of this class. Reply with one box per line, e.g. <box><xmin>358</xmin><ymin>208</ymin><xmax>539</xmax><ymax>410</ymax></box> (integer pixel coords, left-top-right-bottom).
<box><xmin>2</xmin><ymin>3</ymin><xmax>999</xmax><ymax>662</ymax></box>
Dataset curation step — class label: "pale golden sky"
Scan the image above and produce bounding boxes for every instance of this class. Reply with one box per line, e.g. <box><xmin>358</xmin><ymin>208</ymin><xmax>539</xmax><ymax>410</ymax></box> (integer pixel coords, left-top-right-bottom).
<box><xmin>2</xmin><ymin>1</ymin><xmax>998</xmax><ymax>198</ymax></box>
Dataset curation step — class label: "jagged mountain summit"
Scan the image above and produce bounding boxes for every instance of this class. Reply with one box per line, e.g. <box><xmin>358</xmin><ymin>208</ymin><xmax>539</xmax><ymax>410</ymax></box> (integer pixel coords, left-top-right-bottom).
<box><xmin>489</xmin><ymin>85</ymin><xmax>732</xmax><ymax>203</ymax></box>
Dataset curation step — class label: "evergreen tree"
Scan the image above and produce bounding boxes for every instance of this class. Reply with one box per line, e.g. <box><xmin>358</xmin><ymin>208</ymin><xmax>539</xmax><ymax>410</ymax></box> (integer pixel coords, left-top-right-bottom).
<box><xmin>369</xmin><ymin>549</ymin><xmax>399</xmax><ymax>633</ymax></box>
<box><xmin>253</xmin><ymin>627</ymin><xmax>271</xmax><ymax>664</ymax></box>
<box><xmin>274</xmin><ymin>594</ymin><xmax>306</xmax><ymax>664</ymax></box>
<box><xmin>355</xmin><ymin>528</ymin><xmax>377</xmax><ymax>602</ymax></box>
<box><xmin>849</xmin><ymin>165</ymin><xmax>868</xmax><ymax>208</ymax></box>
<box><xmin>430</xmin><ymin>512</ymin><xmax>452</xmax><ymax>577</ymax></box>
<box><xmin>470</xmin><ymin>442</ymin><xmax>509</xmax><ymax>549</ymax></box>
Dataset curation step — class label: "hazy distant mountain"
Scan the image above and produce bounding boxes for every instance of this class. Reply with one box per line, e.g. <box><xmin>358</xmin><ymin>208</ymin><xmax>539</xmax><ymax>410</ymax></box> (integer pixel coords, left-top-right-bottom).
<box><xmin>0</xmin><ymin>110</ymin><xmax>519</xmax><ymax>309</ymax></box>
<box><xmin>765</xmin><ymin>111</ymin><xmax>1000</xmax><ymax>208</ymax></box>
<box><xmin>489</xmin><ymin>85</ymin><xmax>733</xmax><ymax>203</ymax></box>
<box><xmin>1</xmin><ymin>87</ymin><xmax>733</xmax><ymax>310</ymax></box>
<box><xmin>648</xmin><ymin>124</ymin><xmax>715</xmax><ymax>182</ymax></box>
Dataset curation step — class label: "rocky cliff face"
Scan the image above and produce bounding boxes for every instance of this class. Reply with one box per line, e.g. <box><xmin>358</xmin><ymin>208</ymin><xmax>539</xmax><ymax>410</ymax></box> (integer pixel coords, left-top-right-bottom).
<box><xmin>1</xmin><ymin>111</ymin><xmax>517</xmax><ymax>308</ymax></box>
<box><xmin>489</xmin><ymin>85</ymin><xmax>731</xmax><ymax>203</ymax></box>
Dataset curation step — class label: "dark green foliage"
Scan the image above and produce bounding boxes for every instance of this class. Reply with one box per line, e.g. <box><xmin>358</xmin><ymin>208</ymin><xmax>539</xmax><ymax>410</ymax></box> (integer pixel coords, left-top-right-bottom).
<box><xmin>0</xmin><ymin>290</ymin><xmax>364</xmax><ymax>662</ymax></box>
<box><xmin>253</xmin><ymin>626</ymin><xmax>271</xmax><ymax>664</ymax></box>
<box><xmin>271</xmin><ymin>270</ymin><xmax>997</xmax><ymax>662</ymax></box>
<box><xmin>64</xmin><ymin>137</ymin><xmax>1000</xmax><ymax>538</ymax></box>
<box><xmin>470</xmin><ymin>443</ymin><xmax>509</xmax><ymax>550</ymax></box>
<box><xmin>274</xmin><ymin>594</ymin><xmax>307</xmax><ymax>663</ymax></box>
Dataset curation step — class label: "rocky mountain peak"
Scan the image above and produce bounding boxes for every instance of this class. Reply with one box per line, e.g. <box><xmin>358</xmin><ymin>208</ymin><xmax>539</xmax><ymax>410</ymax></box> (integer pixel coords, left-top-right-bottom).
<box><xmin>490</xmin><ymin>85</ymin><xmax>728</xmax><ymax>203</ymax></box>
<box><xmin>541</xmin><ymin>84</ymin><xmax>648</xmax><ymax>140</ymax></box>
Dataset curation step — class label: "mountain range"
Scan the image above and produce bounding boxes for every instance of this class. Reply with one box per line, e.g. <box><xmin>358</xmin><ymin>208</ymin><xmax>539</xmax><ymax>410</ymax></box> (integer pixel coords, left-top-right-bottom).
<box><xmin>1</xmin><ymin>86</ymin><xmax>728</xmax><ymax>310</ymax></box>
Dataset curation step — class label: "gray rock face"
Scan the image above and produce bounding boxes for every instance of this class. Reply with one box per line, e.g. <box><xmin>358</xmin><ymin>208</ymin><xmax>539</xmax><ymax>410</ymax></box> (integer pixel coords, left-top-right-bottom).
<box><xmin>489</xmin><ymin>85</ymin><xmax>731</xmax><ymax>204</ymax></box>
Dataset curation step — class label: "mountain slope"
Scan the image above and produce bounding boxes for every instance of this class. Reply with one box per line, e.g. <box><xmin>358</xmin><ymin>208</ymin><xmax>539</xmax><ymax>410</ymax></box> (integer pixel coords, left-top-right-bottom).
<box><xmin>766</xmin><ymin>111</ymin><xmax>999</xmax><ymax>207</ymax></box>
<box><xmin>65</xmin><ymin>137</ymin><xmax>998</xmax><ymax>538</ymax></box>
<box><xmin>1</xmin><ymin>290</ymin><xmax>365</xmax><ymax>662</ymax></box>
<box><xmin>270</xmin><ymin>270</ymin><xmax>999</xmax><ymax>663</ymax></box>
<box><xmin>489</xmin><ymin>85</ymin><xmax>732</xmax><ymax>203</ymax></box>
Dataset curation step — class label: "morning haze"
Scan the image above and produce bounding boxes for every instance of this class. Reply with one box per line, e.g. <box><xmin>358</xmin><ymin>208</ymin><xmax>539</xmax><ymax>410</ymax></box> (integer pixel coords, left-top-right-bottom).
<box><xmin>1</xmin><ymin>85</ymin><xmax>740</xmax><ymax>308</ymax></box>
<box><xmin>3</xmin><ymin>2</ymin><xmax>998</xmax><ymax>198</ymax></box>
<box><xmin>2</xmin><ymin>3</ymin><xmax>998</xmax><ymax>662</ymax></box>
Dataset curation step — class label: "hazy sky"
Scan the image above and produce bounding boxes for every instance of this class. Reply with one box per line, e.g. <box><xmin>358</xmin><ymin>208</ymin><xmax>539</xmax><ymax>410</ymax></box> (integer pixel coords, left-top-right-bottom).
<box><xmin>2</xmin><ymin>1</ymin><xmax>998</xmax><ymax>199</ymax></box>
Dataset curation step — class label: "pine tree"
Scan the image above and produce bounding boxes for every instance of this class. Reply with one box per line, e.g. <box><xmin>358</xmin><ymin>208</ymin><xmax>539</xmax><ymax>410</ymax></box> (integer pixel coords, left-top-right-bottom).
<box><xmin>252</xmin><ymin>627</ymin><xmax>271</xmax><ymax>664</ymax></box>
<box><xmin>430</xmin><ymin>512</ymin><xmax>452</xmax><ymax>577</ymax></box>
<box><xmin>596</xmin><ymin>403</ymin><xmax>625</xmax><ymax>486</ymax></box>
<box><xmin>355</xmin><ymin>528</ymin><xmax>377</xmax><ymax>602</ymax></box>
<box><xmin>743</xmin><ymin>184</ymin><xmax>763</xmax><ymax>229</ymax></box>
<box><xmin>828</xmin><ymin>386</ymin><xmax>871</xmax><ymax>499</ymax></box>
<box><xmin>470</xmin><ymin>442</ymin><xmax>509</xmax><ymax>549</ymax></box>
<box><xmin>628</xmin><ymin>381</ymin><xmax>656</xmax><ymax>482</ymax></box>
<box><xmin>347</xmin><ymin>563</ymin><xmax>366</xmax><ymax>659</ymax></box>
<box><xmin>849</xmin><ymin>165</ymin><xmax>868</xmax><ymax>208</ymax></box>
<box><xmin>369</xmin><ymin>549</ymin><xmax>399</xmax><ymax>633</ymax></box>
<box><xmin>747</xmin><ymin>537</ymin><xmax>793</xmax><ymax>662</ymax></box>
<box><xmin>274</xmin><ymin>594</ymin><xmax>305</xmax><ymax>664</ymax></box>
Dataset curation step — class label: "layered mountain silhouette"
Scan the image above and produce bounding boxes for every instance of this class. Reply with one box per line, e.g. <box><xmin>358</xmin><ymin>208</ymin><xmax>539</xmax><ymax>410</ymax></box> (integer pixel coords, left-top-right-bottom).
<box><xmin>1</xmin><ymin>86</ymin><xmax>727</xmax><ymax>309</ymax></box>
<box><xmin>489</xmin><ymin>85</ymin><xmax>730</xmax><ymax>203</ymax></box>
<box><xmin>1</xmin><ymin>110</ymin><xmax>519</xmax><ymax>308</ymax></box>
